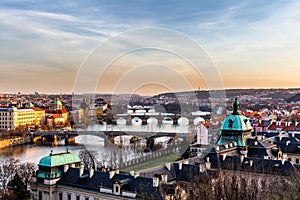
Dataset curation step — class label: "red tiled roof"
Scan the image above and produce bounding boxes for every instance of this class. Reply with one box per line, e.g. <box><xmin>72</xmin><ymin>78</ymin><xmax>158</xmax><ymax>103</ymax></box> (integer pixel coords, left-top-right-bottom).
<box><xmin>52</xmin><ymin>114</ymin><xmax>64</xmax><ymax>118</ymax></box>
<box><xmin>32</xmin><ymin>107</ymin><xmax>44</xmax><ymax>111</ymax></box>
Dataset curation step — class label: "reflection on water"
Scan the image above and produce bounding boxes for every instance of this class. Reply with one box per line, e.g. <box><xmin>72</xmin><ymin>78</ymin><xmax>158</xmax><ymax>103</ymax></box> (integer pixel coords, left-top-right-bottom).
<box><xmin>0</xmin><ymin>135</ymin><xmax>107</xmax><ymax>165</ymax></box>
<box><xmin>0</xmin><ymin>124</ymin><xmax>193</xmax><ymax>165</ymax></box>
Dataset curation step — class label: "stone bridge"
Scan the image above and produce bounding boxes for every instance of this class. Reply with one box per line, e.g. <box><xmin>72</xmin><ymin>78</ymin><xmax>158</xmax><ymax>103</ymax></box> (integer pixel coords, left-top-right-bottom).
<box><xmin>30</xmin><ymin>130</ymin><xmax>182</xmax><ymax>146</ymax></box>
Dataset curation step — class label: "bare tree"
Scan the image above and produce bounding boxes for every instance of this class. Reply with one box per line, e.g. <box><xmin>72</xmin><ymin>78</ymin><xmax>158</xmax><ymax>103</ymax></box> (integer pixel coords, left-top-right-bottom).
<box><xmin>79</xmin><ymin>149</ymin><xmax>98</xmax><ymax>169</ymax></box>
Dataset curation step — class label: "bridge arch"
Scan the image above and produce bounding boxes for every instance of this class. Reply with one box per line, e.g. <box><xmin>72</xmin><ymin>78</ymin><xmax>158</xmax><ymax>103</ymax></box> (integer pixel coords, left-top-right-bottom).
<box><xmin>131</xmin><ymin>117</ymin><xmax>142</xmax><ymax>126</ymax></box>
<box><xmin>193</xmin><ymin>117</ymin><xmax>205</xmax><ymax>125</ymax></box>
<box><xmin>178</xmin><ymin>117</ymin><xmax>189</xmax><ymax>126</ymax></box>
<box><xmin>116</xmin><ymin>117</ymin><xmax>126</xmax><ymax>126</ymax></box>
<box><xmin>147</xmin><ymin>117</ymin><xmax>158</xmax><ymax>125</ymax></box>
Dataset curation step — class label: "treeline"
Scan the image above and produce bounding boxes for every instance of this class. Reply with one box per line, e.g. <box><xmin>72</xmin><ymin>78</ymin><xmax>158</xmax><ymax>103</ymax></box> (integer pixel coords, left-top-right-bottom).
<box><xmin>0</xmin><ymin>158</ymin><xmax>35</xmax><ymax>200</ymax></box>
<box><xmin>173</xmin><ymin>169</ymin><xmax>300</xmax><ymax>200</ymax></box>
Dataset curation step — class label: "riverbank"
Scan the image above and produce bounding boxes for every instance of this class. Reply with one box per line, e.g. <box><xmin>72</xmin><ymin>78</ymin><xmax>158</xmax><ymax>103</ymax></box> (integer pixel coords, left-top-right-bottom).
<box><xmin>0</xmin><ymin>136</ymin><xmax>31</xmax><ymax>149</ymax></box>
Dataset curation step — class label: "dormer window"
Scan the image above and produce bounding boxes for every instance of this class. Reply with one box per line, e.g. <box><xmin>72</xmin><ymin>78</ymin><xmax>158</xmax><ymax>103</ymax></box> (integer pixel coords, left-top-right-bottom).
<box><xmin>113</xmin><ymin>183</ymin><xmax>120</xmax><ymax>195</ymax></box>
<box><xmin>228</xmin><ymin>119</ymin><xmax>233</xmax><ymax>128</ymax></box>
<box><xmin>244</xmin><ymin>119</ymin><xmax>248</xmax><ymax>125</ymax></box>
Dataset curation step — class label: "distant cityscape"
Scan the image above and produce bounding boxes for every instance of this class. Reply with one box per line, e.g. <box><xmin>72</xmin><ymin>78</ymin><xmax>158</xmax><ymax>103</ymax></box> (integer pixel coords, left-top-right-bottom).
<box><xmin>0</xmin><ymin>88</ymin><xmax>300</xmax><ymax>199</ymax></box>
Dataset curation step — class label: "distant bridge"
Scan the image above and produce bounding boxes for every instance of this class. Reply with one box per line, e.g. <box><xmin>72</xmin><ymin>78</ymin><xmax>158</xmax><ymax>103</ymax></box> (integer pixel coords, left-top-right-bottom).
<box><xmin>30</xmin><ymin>130</ymin><xmax>182</xmax><ymax>146</ymax></box>
<box><xmin>89</xmin><ymin>112</ymin><xmax>210</xmax><ymax>126</ymax></box>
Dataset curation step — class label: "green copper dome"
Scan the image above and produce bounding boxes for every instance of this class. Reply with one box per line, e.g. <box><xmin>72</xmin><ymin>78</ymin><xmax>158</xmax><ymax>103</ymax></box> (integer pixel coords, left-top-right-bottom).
<box><xmin>39</xmin><ymin>151</ymin><xmax>81</xmax><ymax>167</ymax></box>
<box><xmin>221</xmin><ymin>114</ymin><xmax>252</xmax><ymax>132</ymax></box>
<box><xmin>217</xmin><ymin>98</ymin><xmax>253</xmax><ymax>147</ymax></box>
<box><xmin>221</xmin><ymin>98</ymin><xmax>252</xmax><ymax>132</ymax></box>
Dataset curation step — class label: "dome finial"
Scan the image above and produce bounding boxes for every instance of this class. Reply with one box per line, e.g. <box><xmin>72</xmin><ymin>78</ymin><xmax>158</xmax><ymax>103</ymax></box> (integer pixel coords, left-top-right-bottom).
<box><xmin>233</xmin><ymin>98</ymin><xmax>240</xmax><ymax>115</ymax></box>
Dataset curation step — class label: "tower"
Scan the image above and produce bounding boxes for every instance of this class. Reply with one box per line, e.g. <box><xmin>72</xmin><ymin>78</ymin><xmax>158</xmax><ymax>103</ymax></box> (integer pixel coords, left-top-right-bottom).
<box><xmin>216</xmin><ymin>98</ymin><xmax>253</xmax><ymax>147</ymax></box>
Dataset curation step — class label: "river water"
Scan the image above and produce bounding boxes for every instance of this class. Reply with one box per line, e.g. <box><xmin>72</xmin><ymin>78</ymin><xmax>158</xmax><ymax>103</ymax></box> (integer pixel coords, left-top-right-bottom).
<box><xmin>0</xmin><ymin>124</ymin><xmax>191</xmax><ymax>165</ymax></box>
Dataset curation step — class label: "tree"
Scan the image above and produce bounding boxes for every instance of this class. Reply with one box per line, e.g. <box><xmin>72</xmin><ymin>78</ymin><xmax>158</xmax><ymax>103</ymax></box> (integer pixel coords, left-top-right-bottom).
<box><xmin>79</xmin><ymin>149</ymin><xmax>98</xmax><ymax>169</ymax></box>
<box><xmin>7</xmin><ymin>173</ymin><xmax>30</xmax><ymax>200</ymax></box>
<box><xmin>18</xmin><ymin>162</ymin><xmax>35</xmax><ymax>190</ymax></box>
<box><xmin>0</xmin><ymin>158</ymin><xmax>35</xmax><ymax>199</ymax></box>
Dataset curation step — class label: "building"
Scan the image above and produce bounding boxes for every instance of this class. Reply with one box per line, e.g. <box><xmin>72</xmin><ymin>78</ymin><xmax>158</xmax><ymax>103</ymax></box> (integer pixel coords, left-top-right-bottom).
<box><xmin>0</xmin><ymin>107</ymin><xmax>16</xmax><ymax>130</ymax></box>
<box><xmin>0</xmin><ymin>107</ymin><xmax>45</xmax><ymax>130</ymax></box>
<box><xmin>32</xmin><ymin>107</ymin><xmax>46</xmax><ymax>126</ymax></box>
<box><xmin>31</xmin><ymin>150</ymin><xmax>163</xmax><ymax>200</ymax></box>
<box><xmin>46</xmin><ymin>98</ymin><xmax>69</xmax><ymax>126</ymax></box>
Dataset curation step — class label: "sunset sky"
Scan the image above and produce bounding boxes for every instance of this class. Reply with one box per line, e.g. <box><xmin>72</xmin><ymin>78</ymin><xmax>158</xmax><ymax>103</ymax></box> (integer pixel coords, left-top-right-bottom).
<box><xmin>0</xmin><ymin>0</ymin><xmax>299</xmax><ymax>95</ymax></box>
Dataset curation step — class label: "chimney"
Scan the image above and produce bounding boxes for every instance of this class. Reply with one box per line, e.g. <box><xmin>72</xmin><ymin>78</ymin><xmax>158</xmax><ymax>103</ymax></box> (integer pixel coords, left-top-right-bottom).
<box><xmin>225</xmin><ymin>144</ymin><xmax>228</xmax><ymax>149</ymax></box>
<box><xmin>199</xmin><ymin>163</ymin><xmax>205</xmax><ymax>172</ymax></box>
<box><xmin>216</xmin><ymin>146</ymin><xmax>219</xmax><ymax>151</ymax></box>
<box><xmin>130</xmin><ymin>171</ymin><xmax>135</xmax><ymax>176</ymax></box>
<box><xmin>183</xmin><ymin>160</ymin><xmax>189</xmax><ymax>165</ymax></box>
<box><xmin>205</xmin><ymin>162</ymin><xmax>211</xmax><ymax>169</ymax></box>
<box><xmin>109</xmin><ymin>170</ymin><xmax>115</xmax><ymax>179</ymax></box>
<box><xmin>152</xmin><ymin>177</ymin><xmax>159</xmax><ymax>187</ymax></box>
<box><xmin>292</xmin><ymin>132</ymin><xmax>295</xmax><ymax>138</ymax></box>
<box><xmin>296</xmin><ymin>121</ymin><xmax>299</xmax><ymax>127</ymax></box>
<box><xmin>89</xmin><ymin>168</ymin><xmax>94</xmax><ymax>178</ymax></box>
<box><xmin>161</xmin><ymin>174</ymin><xmax>168</xmax><ymax>183</ymax></box>
<box><xmin>165</xmin><ymin>162</ymin><xmax>171</xmax><ymax>171</ymax></box>
<box><xmin>254</xmin><ymin>141</ymin><xmax>258</xmax><ymax>145</ymax></box>
<box><xmin>178</xmin><ymin>162</ymin><xmax>183</xmax><ymax>170</ymax></box>
<box><xmin>240</xmin><ymin>155</ymin><xmax>244</xmax><ymax>162</ymax></box>
<box><xmin>79</xmin><ymin>164</ymin><xmax>84</xmax><ymax>176</ymax></box>
<box><xmin>288</xmin><ymin>122</ymin><xmax>292</xmax><ymax>126</ymax></box>
<box><xmin>63</xmin><ymin>164</ymin><xmax>69</xmax><ymax>173</ymax></box>
<box><xmin>115</xmin><ymin>169</ymin><xmax>119</xmax><ymax>174</ymax></box>
<box><xmin>250</xmin><ymin>160</ymin><xmax>253</xmax><ymax>166</ymax></box>
<box><xmin>134</xmin><ymin>172</ymin><xmax>139</xmax><ymax>178</ymax></box>
<box><xmin>206</xmin><ymin>157</ymin><xmax>210</xmax><ymax>163</ymax></box>
<box><xmin>222</xmin><ymin>154</ymin><xmax>226</xmax><ymax>161</ymax></box>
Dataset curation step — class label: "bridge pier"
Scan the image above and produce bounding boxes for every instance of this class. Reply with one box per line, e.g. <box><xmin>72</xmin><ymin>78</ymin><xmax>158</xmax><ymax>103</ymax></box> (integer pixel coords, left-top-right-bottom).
<box><xmin>126</xmin><ymin>116</ymin><xmax>132</xmax><ymax>126</ymax></box>
<box><xmin>65</xmin><ymin>137</ymin><xmax>75</xmax><ymax>145</ymax></box>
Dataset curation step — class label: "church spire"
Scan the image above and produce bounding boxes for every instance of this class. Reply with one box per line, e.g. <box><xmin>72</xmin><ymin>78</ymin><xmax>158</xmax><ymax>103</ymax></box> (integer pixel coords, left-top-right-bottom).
<box><xmin>232</xmin><ymin>97</ymin><xmax>240</xmax><ymax>115</ymax></box>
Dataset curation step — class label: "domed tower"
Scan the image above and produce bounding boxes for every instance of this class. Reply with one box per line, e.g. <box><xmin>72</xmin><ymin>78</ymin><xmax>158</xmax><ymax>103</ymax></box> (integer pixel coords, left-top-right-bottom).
<box><xmin>216</xmin><ymin>98</ymin><xmax>253</xmax><ymax>147</ymax></box>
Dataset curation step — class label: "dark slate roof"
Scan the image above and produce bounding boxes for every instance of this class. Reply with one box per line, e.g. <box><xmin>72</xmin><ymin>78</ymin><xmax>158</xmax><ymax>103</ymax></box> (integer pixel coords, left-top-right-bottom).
<box><xmin>139</xmin><ymin>165</ymin><xmax>176</xmax><ymax>181</ymax></box>
<box><xmin>247</xmin><ymin>138</ymin><xmax>276</xmax><ymax>149</ymax></box>
<box><xmin>57</xmin><ymin>168</ymin><xmax>109</xmax><ymax>191</ymax></box>
<box><xmin>268</xmin><ymin>135</ymin><xmax>300</xmax><ymax>153</ymax></box>
<box><xmin>173</xmin><ymin>163</ymin><xmax>203</xmax><ymax>182</ymax></box>
<box><xmin>58</xmin><ymin>168</ymin><xmax>163</xmax><ymax>200</ymax></box>
<box><xmin>103</xmin><ymin>173</ymin><xmax>162</xmax><ymax>200</ymax></box>
<box><xmin>207</xmin><ymin>154</ymin><xmax>294</xmax><ymax>176</ymax></box>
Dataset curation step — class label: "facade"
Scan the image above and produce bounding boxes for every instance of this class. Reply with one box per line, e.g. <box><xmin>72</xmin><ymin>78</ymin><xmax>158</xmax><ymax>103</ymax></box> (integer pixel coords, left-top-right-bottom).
<box><xmin>0</xmin><ymin>107</ymin><xmax>45</xmax><ymax>130</ymax></box>
<box><xmin>0</xmin><ymin>107</ymin><xmax>16</xmax><ymax>130</ymax></box>
<box><xmin>16</xmin><ymin>109</ymin><xmax>36</xmax><ymax>127</ymax></box>
<box><xmin>32</xmin><ymin>107</ymin><xmax>46</xmax><ymax>126</ymax></box>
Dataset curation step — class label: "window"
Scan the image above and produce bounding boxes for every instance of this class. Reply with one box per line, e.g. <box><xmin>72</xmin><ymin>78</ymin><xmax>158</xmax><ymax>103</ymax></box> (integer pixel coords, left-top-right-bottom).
<box><xmin>59</xmin><ymin>192</ymin><xmax>63</xmax><ymax>200</ymax></box>
<box><xmin>228</xmin><ymin>119</ymin><xmax>233</xmax><ymax>128</ymax></box>
<box><xmin>39</xmin><ymin>192</ymin><xmax>42</xmax><ymax>200</ymax></box>
<box><xmin>76</xmin><ymin>195</ymin><xmax>80</xmax><ymax>200</ymax></box>
<box><xmin>85</xmin><ymin>197</ymin><xmax>89</xmax><ymax>200</ymax></box>
<box><xmin>68</xmin><ymin>194</ymin><xmax>71</xmax><ymax>200</ymax></box>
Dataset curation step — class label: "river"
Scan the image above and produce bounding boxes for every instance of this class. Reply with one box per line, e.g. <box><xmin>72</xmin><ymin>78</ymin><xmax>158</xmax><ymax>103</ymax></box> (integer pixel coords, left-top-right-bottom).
<box><xmin>0</xmin><ymin>124</ymin><xmax>191</xmax><ymax>165</ymax></box>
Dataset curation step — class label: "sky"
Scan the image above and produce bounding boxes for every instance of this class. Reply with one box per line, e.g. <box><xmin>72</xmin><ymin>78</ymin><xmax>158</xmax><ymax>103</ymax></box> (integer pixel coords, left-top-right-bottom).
<box><xmin>0</xmin><ymin>0</ymin><xmax>299</xmax><ymax>95</ymax></box>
